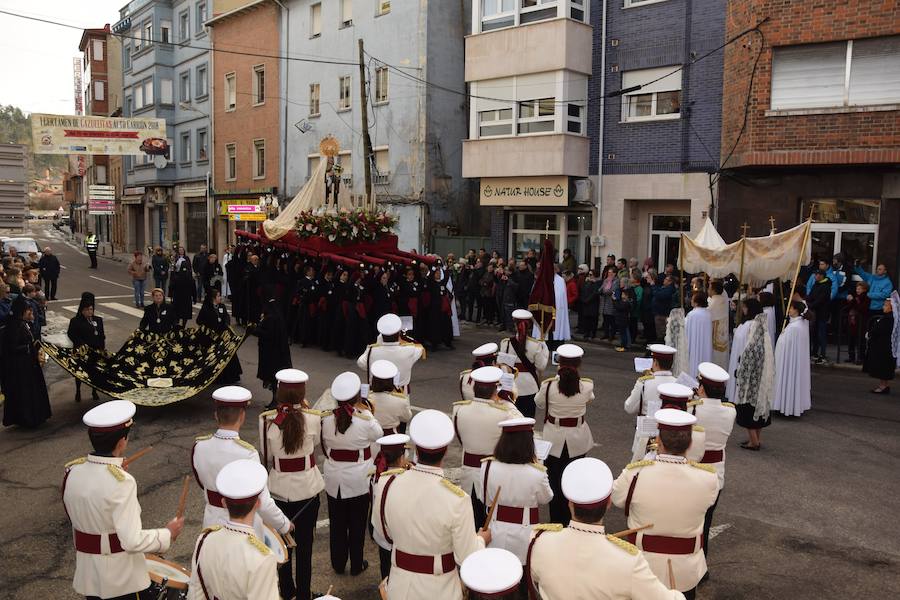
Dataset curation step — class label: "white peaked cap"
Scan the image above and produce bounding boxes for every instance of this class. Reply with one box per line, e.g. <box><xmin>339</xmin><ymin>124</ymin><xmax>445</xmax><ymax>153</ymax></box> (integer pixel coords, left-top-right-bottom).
<box><xmin>212</xmin><ymin>385</ymin><xmax>252</xmax><ymax>405</ymax></box>
<box><xmin>377</xmin><ymin>313</ymin><xmax>402</xmax><ymax>335</ymax></box>
<box><xmin>331</xmin><ymin>372</ymin><xmax>362</xmax><ymax>402</ymax></box>
<box><xmin>375</xmin><ymin>433</ymin><xmax>410</xmax><ymax>448</ymax></box>
<box><xmin>512</xmin><ymin>309</ymin><xmax>533</xmax><ymax>320</ymax></box>
<box><xmin>657</xmin><ymin>382</ymin><xmax>694</xmax><ymax>401</ymax></box>
<box><xmin>82</xmin><ymin>400</ymin><xmax>136</xmax><ymax>430</ymax></box>
<box><xmin>472</xmin><ymin>342</ymin><xmax>499</xmax><ymax>357</ymax></box>
<box><xmin>654</xmin><ymin>407</ymin><xmax>697</xmax><ymax>430</ymax></box>
<box><xmin>556</xmin><ymin>344</ymin><xmax>584</xmax><ymax>359</ymax></box>
<box><xmin>498</xmin><ymin>417</ymin><xmax>536</xmax><ymax>431</ymax></box>
<box><xmin>562</xmin><ymin>457</ymin><xmax>613</xmax><ymax>506</ymax></box>
<box><xmin>409</xmin><ymin>409</ymin><xmax>454</xmax><ymax>450</ymax></box>
<box><xmin>370</xmin><ymin>360</ymin><xmax>399</xmax><ymax>380</ymax></box>
<box><xmin>471</xmin><ymin>366</ymin><xmax>503</xmax><ymax>384</ymax></box>
<box><xmin>698</xmin><ymin>362</ymin><xmax>729</xmax><ymax>383</ymax></box>
<box><xmin>460</xmin><ymin>548</ymin><xmax>523</xmax><ymax>595</ymax></box>
<box><xmin>649</xmin><ymin>343</ymin><xmax>677</xmax><ymax>356</ymax></box>
<box><xmin>215</xmin><ymin>459</ymin><xmax>268</xmax><ymax>501</ymax></box>
<box><xmin>276</xmin><ymin>369</ymin><xmax>309</xmax><ymax>384</ymax></box>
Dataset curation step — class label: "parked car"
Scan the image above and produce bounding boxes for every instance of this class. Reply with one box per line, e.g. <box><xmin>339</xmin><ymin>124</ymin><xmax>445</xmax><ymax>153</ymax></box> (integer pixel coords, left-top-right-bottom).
<box><xmin>1</xmin><ymin>237</ymin><xmax>42</xmax><ymax>260</ymax></box>
<box><xmin>53</xmin><ymin>215</ymin><xmax>72</xmax><ymax>230</ymax></box>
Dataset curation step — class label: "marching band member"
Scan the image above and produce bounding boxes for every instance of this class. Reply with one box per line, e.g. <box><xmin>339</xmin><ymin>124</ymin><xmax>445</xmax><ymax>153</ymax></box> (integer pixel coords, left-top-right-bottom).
<box><xmin>459</xmin><ymin>343</ymin><xmax>518</xmax><ymax>401</ymax></box>
<box><xmin>528</xmin><ymin>457</ymin><xmax>683</xmax><ymax>599</ymax></box>
<box><xmin>321</xmin><ymin>372</ymin><xmax>383</xmax><ymax>576</ymax></box>
<box><xmin>63</xmin><ymin>400</ymin><xmax>184</xmax><ymax>600</ymax></box>
<box><xmin>374</xmin><ymin>409</ymin><xmax>490</xmax><ymax>600</ymax></box>
<box><xmin>187</xmin><ymin>460</ymin><xmax>280</xmax><ymax>600</ymax></box>
<box><xmin>369</xmin><ymin>433</ymin><xmax>412</xmax><ymax>579</ymax></box>
<box><xmin>625</xmin><ymin>344</ymin><xmax>677</xmax><ymax>461</ymax></box>
<box><xmin>191</xmin><ymin>386</ymin><xmax>291</xmax><ymax>540</ymax></box>
<box><xmin>357</xmin><ymin>313</ymin><xmax>424</xmax><ymax>393</ymax></box>
<box><xmin>498</xmin><ymin>309</ymin><xmax>549</xmax><ymax>418</ymax></box>
<box><xmin>258</xmin><ymin>369</ymin><xmax>326</xmax><ymax>600</ymax></box>
<box><xmin>367</xmin><ymin>359</ymin><xmax>412</xmax><ymax>437</ymax></box>
<box><xmin>460</xmin><ymin>548</ymin><xmax>523</xmax><ymax>600</ymax></box>
<box><xmin>535</xmin><ymin>343</ymin><xmax>594</xmax><ymax>525</ymax></box>
<box><xmin>644</xmin><ymin>383</ymin><xmax>706</xmax><ymax>463</ymax></box>
<box><xmin>453</xmin><ymin>365</ymin><xmax>523</xmax><ymax>528</ymax></box>
<box><xmin>479</xmin><ymin>418</ymin><xmax>553</xmax><ymax>564</ymax></box>
<box><xmin>690</xmin><ymin>362</ymin><xmax>736</xmax><ymax>562</ymax></box>
<box><xmin>611</xmin><ymin>409</ymin><xmax>718</xmax><ymax>600</ymax></box>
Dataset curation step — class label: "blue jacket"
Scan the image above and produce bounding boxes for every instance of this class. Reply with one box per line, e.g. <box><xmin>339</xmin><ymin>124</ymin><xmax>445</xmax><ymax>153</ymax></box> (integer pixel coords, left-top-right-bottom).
<box><xmin>651</xmin><ymin>284</ymin><xmax>676</xmax><ymax>316</ymax></box>
<box><xmin>855</xmin><ymin>266</ymin><xmax>894</xmax><ymax>311</ymax></box>
<box><xmin>805</xmin><ymin>266</ymin><xmax>842</xmax><ymax>300</ymax></box>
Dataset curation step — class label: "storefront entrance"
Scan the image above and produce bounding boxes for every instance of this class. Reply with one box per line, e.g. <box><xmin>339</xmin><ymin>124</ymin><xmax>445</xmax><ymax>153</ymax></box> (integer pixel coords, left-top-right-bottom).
<box><xmin>509</xmin><ymin>211</ymin><xmax>592</xmax><ymax>264</ymax></box>
<box><xmin>648</xmin><ymin>214</ymin><xmax>690</xmax><ymax>270</ymax></box>
<box><xmin>804</xmin><ymin>199</ymin><xmax>879</xmax><ymax>267</ymax></box>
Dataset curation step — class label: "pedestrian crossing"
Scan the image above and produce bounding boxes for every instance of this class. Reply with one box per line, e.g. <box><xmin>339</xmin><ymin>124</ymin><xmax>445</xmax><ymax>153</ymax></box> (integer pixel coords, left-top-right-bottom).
<box><xmin>57</xmin><ymin>299</ymin><xmax>231</xmax><ymax>322</ymax></box>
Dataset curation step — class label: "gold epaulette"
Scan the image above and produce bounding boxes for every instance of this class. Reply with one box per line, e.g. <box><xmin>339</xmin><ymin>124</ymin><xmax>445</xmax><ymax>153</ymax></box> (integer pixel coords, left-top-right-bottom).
<box><xmin>453</xmin><ymin>400</ymin><xmax>472</xmax><ymax>406</ymax></box>
<box><xmin>529</xmin><ymin>462</ymin><xmax>547</xmax><ymax>472</ymax></box>
<box><xmin>488</xmin><ymin>402</ymin><xmax>512</xmax><ymax>411</ymax></box>
<box><xmin>354</xmin><ymin>411</ymin><xmax>372</xmax><ymax>421</ymax></box>
<box><xmin>500</xmin><ymin>337</ymin><xmax>511</xmax><ymax>345</ymax></box>
<box><xmin>440</xmin><ymin>478</ymin><xmax>465</xmax><ymax>497</ymax></box>
<box><xmin>247</xmin><ymin>535</ymin><xmax>271</xmax><ymax>555</ymax></box>
<box><xmin>195</xmin><ymin>433</ymin><xmax>213</xmax><ymax>441</ymax></box>
<box><xmin>541</xmin><ymin>376</ymin><xmax>557</xmax><ymax>384</ymax></box>
<box><xmin>367</xmin><ymin>343</ymin><xmax>378</xmax><ymax>349</ymax></box>
<box><xmin>533</xmin><ymin>523</ymin><xmax>563</xmax><ymax>532</ymax></box>
<box><xmin>580</xmin><ymin>377</ymin><xmax>592</xmax><ymax>383</ymax></box>
<box><xmin>64</xmin><ymin>456</ymin><xmax>86</xmax><ymax>469</ymax></box>
<box><xmin>480</xmin><ymin>456</ymin><xmax>494</xmax><ymax>463</ymax></box>
<box><xmin>722</xmin><ymin>402</ymin><xmax>736</xmax><ymax>408</ymax></box>
<box><xmin>382</xmin><ymin>468</ymin><xmax>406</xmax><ymax>477</ymax></box>
<box><xmin>607</xmin><ymin>534</ymin><xmax>639</xmax><ymax>555</ymax></box>
<box><xmin>626</xmin><ymin>460</ymin><xmax>654</xmax><ymax>470</ymax></box>
<box><xmin>692</xmin><ymin>425</ymin><xmax>705</xmax><ymax>433</ymax></box>
<box><xmin>459</xmin><ymin>369</ymin><xmax>471</xmax><ymax>376</ymax></box>
<box><xmin>202</xmin><ymin>525</ymin><xmax>222</xmax><ymax>533</ymax></box>
<box><xmin>689</xmin><ymin>461</ymin><xmax>716</xmax><ymax>473</ymax></box>
<box><xmin>687</xmin><ymin>399</ymin><xmax>703</xmax><ymax>407</ymax></box>
<box><xmin>638</xmin><ymin>374</ymin><xmax>654</xmax><ymax>382</ymax></box>
<box><xmin>389</xmin><ymin>391</ymin><xmax>409</xmax><ymax>399</ymax></box>
<box><xmin>234</xmin><ymin>438</ymin><xmax>257</xmax><ymax>451</ymax></box>
<box><xmin>259</xmin><ymin>409</ymin><xmax>277</xmax><ymax>419</ymax></box>
<box><xmin>107</xmin><ymin>464</ymin><xmax>126</xmax><ymax>481</ymax></box>
<box><xmin>301</xmin><ymin>408</ymin><xmax>329</xmax><ymax>417</ymax></box>
<box><xmin>527</xmin><ymin>336</ymin><xmax>544</xmax><ymax>344</ymax></box>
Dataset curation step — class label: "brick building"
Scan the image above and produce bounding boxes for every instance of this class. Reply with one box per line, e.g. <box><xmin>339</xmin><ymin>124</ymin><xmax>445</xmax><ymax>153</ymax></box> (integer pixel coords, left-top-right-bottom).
<box><xmin>208</xmin><ymin>0</ymin><xmax>283</xmax><ymax>246</ymax></box>
<box><xmin>592</xmin><ymin>0</ymin><xmax>726</xmax><ymax>270</ymax></box>
<box><xmin>718</xmin><ymin>0</ymin><xmax>900</xmax><ymax>274</ymax></box>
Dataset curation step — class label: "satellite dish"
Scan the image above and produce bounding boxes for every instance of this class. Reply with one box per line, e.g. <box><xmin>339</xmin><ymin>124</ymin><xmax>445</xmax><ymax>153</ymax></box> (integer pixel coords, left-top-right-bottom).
<box><xmin>153</xmin><ymin>156</ymin><xmax>168</xmax><ymax>169</ymax></box>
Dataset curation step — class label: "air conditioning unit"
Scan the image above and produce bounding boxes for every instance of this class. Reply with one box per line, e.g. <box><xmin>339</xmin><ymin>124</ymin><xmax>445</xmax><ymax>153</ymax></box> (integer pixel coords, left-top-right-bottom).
<box><xmin>572</xmin><ymin>178</ymin><xmax>592</xmax><ymax>203</ymax></box>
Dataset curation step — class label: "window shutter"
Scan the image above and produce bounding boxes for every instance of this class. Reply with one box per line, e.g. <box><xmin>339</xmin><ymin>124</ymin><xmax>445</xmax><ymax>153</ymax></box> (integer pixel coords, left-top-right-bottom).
<box><xmin>849</xmin><ymin>36</ymin><xmax>900</xmax><ymax>106</ymax></box>
<box><xmin>771</xmin><ymin>43</ymin><xmax>845</xmax><ymax>110</ymax></box>
<box><xmin>622</xmin><ymin>66</ymin><xmax>682</xmax><ymax>94</ymax></box>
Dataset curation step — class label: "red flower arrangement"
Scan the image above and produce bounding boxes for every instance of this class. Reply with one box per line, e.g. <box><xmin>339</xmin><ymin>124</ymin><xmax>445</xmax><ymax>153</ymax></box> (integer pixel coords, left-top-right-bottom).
<box><xmin>294</xmin><ymin>209</ymin><xmax>397</xmax><ymax>244</ymax></box>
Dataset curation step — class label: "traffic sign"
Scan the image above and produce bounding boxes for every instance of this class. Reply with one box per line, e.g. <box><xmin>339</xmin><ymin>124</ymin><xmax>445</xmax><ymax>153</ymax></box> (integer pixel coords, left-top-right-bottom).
<box><xmin>89</xmin><ymin>184</ymin><xmax>116</xmax><ymax>191</ymax></box>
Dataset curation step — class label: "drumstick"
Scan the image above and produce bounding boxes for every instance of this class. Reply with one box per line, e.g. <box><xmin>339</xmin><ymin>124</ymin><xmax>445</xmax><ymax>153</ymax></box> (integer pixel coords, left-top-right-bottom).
<box><xmin>326</xmin><ymin>585</ymin><xmax>334</xmax><ymax>596</ymax></box>
<box><xmin>122</xmin><ymin>446</ymin><xmax>154</xmax><ymax>469</ymax></box>
<box><xmin>482</xmin><ymin>486</ymin><xmax>502</xmax><ymax>529</ymax></box>
<box><xmin>610</xmin><ymin>523</ymin><xmax>654</xmax><ymax>538</ymax></box>
<box><xmin>667</xmin><ymin>558</ymin><xmax>676</xmax><ymax>590</ymax></box>
<box><xmin>175</xmin><ymin>475</ymin><xmax>190</xmax><ymax>519</ymax></box>
<box><xmin>283</xmin><ymin>531</ymin><xmax>296</xmax><ymax>549</ymax></box>
<box><xmin>379</xmin><ymin>578</ymin><xmax>388</xmax><ymax>600</ymax></box>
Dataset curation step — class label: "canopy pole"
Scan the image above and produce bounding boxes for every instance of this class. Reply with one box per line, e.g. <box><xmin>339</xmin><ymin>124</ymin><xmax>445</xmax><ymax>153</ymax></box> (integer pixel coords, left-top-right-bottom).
<box><xmin>782</xmin><ymin>206</ymin><xmax>815</xmax><ymax>332</ymax></box>
<box><xmin>735</xmin><ymin>223</ymin><xmax>749</xmax><ymax>325</ymax></box>
<box><xmin>679</xmin><ymin>234</ymin><xmax>685</xmax><ymax>308</ymax></box>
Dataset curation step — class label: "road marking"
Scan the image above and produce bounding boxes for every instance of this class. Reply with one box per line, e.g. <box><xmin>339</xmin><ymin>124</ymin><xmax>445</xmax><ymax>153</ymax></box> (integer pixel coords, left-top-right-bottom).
<box><xmin>709</xmin><ymin>523</ymin><xmax>732</xmax><ymax>540</ymax></box>
<box><xmin>50</xmin><ymin>294</ymin><xmax>140</xmax><ymax>303</ymax></box>
<box><xmin>60</xmin><ymin>265</ymin><xmax>68</xmax><ymax>269</ymax></box>
<box><xmin>62</xmin><ymin>305</ymin><xmax>119</xmax><ymax>321</ymax></box>
<box><xmin>105</xmin><ymin>302</ymin><xmax>146</xmax><ymax>318</ymax></box>
<box><xmin>89</xmin><ymin>275</ymin><xmax>138</xmax><ymax>291</ymax></box>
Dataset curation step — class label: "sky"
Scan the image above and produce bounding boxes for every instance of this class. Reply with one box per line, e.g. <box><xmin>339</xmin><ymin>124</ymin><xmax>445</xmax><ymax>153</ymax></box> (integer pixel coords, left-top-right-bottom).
<box><xmin>0</xmin><ymin>1</ymin><xmax>125</xmax><ymax>115</ymax></box>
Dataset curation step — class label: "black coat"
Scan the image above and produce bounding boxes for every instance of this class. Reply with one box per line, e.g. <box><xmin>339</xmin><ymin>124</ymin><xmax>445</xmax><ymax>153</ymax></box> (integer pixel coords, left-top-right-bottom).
<box><xmin>140</xmin><ymin>302</ymin><xmax>177</xmax><ymax>334</ymax></box>
<box><xmin>807</xmin><ymin>278</ymin><xmax>832</xmax><ymax>320</ymax></box>
<box><xmin>514</xmin><ymin>269</ymin><xmax>534</xmax><ymax>308</ymax></box>
<box><xmin>1</xmin><ymin>319</ymin><xmax>50</xmax><ymax>427</ymax></box>
<box><xmin>38</xmin><ymin>254</ymin><xmax>61</xmax><ymax>279</ymax></box>
<box><xmin>67</xmin><ymin>314</ymin><xmax>105</xmax><ymax>350</ymax></box>
<box><xmin>864</xmin><ymin>314</ymin><xmax>896</xmax><ymax>381</ymax></box>
<box><xmin>202</xmin><ymin>262</ymin><xmax>224</xmax><ymax>292</ymax></box>
<box><xmin>580</xmin><ymin>280</ymin><xmax>601</xmax><ymax>318</ymax></box>
<box><xmin>171</xmin><ymin>267</ymin><xmax>196</xmax><ymax>322</ymax></box>
<box><xmin>198</xmin><ymin>301</ymin><xmax>242</xmax><ymax>384</ymax></box>
<box><xmin>255</xmin><ymin>309</ymin><xmax>291</xmax><ymax>385</ymax></box>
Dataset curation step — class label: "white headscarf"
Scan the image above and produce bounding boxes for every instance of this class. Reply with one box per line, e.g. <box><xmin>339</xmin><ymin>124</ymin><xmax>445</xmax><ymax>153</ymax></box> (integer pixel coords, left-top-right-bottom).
<box><xmin>890</xmin><ymin>290</ymin><xmax>900</xmax><ymax>367</ymax></box>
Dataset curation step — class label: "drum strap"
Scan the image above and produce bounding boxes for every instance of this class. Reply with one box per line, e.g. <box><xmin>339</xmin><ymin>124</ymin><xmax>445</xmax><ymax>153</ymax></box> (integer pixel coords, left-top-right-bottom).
<box><xmin>194</xmin><ymin>529</ymin><xmax>215</xmax><ymax>600</ymax></box>
<box><xmin>624</xmin><ymin>473</ymin><xmax>641</xmax><ymax>518</ymax></box>
<box><xmin>525</xmin><ymin>529</ymin><xmax>548</xmax><ymax>600</ymax></box>
<box><xmin>380</xmin><ymin>474</ymin><xmax>399</xmax><ymax>546</ymax></box>
<box><xmin>482</xmin><ymin>459</ymin><xmax>493</xmax><ymax>510</ymax></box>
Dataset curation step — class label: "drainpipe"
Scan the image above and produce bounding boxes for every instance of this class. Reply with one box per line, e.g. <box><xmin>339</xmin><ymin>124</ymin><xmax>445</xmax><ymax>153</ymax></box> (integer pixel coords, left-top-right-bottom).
<box><xmin>594</xmin><ymin>0</ymin><xmax>607</xmax><ymax>269</ymax></box>
<box><xmin>273</xmin><ymin>0</ymin><xmax>289</xmax><ymax>204</ymax></box>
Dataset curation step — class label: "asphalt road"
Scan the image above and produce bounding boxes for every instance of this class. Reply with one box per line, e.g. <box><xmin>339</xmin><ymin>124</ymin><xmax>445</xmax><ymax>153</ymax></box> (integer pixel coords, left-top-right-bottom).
<box><xmin>1</xmin><ymin>222</ymin><xmax>898</xmax><ymax>599</ymax></box>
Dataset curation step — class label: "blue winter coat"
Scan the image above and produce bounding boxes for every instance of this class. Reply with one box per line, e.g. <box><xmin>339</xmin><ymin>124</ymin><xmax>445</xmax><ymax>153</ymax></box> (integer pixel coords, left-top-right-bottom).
<box><xmin>855</xmin><ymin>266</ymin><xmax>895</xmax><ymax>311</ymax></box>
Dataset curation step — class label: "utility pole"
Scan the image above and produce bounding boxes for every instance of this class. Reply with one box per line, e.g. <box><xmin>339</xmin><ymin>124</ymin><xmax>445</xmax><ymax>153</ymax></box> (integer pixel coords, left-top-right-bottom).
<box><xmin>358</xmin><ymin>38</ymin><xmax>374</xmax><ymax>208</ymax></box>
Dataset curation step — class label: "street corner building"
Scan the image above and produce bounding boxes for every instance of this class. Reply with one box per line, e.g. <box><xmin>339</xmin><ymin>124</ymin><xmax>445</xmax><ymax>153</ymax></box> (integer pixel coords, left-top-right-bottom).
<box><xmin>716</xmin><ymin>0</ymin><xmax>900</xmax><ymax>275</ymax></box>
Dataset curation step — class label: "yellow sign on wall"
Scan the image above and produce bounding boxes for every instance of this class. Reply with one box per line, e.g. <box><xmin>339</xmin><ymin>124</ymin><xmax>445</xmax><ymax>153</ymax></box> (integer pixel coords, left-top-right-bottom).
<box><xmin>480</xmin><ymin>176</ymin><xmax>569</xmax><ymax>207</ymax></box>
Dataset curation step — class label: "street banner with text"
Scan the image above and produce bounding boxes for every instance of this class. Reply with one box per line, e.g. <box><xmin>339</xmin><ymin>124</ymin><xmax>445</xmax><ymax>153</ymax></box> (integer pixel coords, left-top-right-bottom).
<box><xmin>31</xmin><ymin>113</ymin><xmax>167</xmax><ymax>157</ymax></box>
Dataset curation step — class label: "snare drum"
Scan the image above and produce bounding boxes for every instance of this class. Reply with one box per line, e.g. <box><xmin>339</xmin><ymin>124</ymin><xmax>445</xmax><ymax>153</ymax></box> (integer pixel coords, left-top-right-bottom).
<box><xmin>262</xmin><ymin>524</ymin><xmax>288</xmax><ymax>564</ymax></box>
<box><xmin>146</xmin><ymin>554</ymin><xmax>190</xmax><ymax>600</ymax></box>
